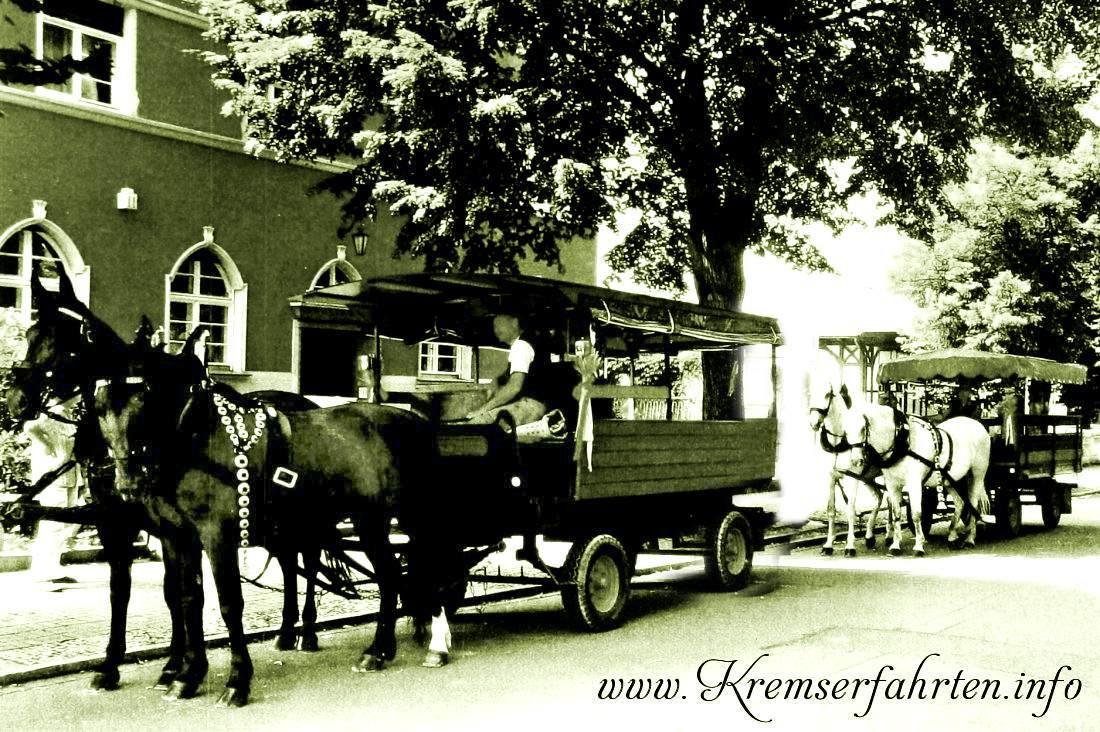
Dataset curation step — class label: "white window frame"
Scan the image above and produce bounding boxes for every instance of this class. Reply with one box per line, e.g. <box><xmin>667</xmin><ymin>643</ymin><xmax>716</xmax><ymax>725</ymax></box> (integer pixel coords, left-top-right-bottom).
<box><xmin>34</xmin><ymin>5</ymin><xmax>138</xmax><ymax>115</ymax></box>
<box><xmin>309</xmin><ymin>258</ymin><xmax>361</xmax><ymax>289</ymax></box>
<box><xmin>164</xmin><ymin>242</ymin><xmax>248</xmax><ymax>372</ymax></box>
<box><xmin>0</xmin><ymin>228</ymin><xmax>68</xmax><ymax>322</ymax></box>
<box><xmin>418</xmin><ymin>341</ymin><xmax>473</xmax><ymax>382</ymax></box>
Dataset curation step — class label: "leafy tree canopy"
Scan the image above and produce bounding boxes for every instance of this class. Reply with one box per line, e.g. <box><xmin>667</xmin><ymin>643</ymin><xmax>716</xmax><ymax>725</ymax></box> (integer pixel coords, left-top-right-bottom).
<box><xmin>893</xmin><ymin>136</ymin><xmax>1100</xmax><ymax>367</ymax></box>
<box><xmin>198</xmin><ymin>0</ymin><xmax>1100</xmax><ymax>416</ymax></box>
<box><xmin>198</xmin><ymin>0</ymin><xmax>1100</xmax><ymax>303</ymax></box>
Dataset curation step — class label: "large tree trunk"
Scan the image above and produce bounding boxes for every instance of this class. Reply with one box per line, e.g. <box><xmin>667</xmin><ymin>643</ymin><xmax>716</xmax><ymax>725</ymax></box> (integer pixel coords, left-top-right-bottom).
<box><xmin>694</xmin><ymin>241</ymin><xmax>747</xmax><ymax>420</ymax></box>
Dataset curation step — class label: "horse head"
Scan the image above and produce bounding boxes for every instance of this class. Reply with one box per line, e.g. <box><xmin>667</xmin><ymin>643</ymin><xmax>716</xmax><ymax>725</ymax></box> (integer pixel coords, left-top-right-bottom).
<box><xmin>8</xmin><ymin>273</ymin><xmax>94</xmax><ymax>420</ymax></box>
<box><xmin>809</xmin><ymin>383</ymin><xmax>853</xmax><ymax>453</ymax></box>
<box><xmin>92</xmin><ymin>323</ymin><xmax>209</xmax><ymax>499</ymax></box>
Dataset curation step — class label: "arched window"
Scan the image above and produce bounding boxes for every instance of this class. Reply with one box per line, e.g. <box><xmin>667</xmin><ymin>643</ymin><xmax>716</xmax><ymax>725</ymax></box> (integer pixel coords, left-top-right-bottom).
<box><xmin>165</xmin><ymin>239</ymin><xmax>247</xmax><ymax>370</ymax></box>
<box><xmin>309</xmin><ymin>253</ymin><xmax>361</xmax><ymax>289</ymax></box>
<box><xmin>0</xmin><ymin>226</ymin><xmax>69</xmax><ymax>319</ymax></box>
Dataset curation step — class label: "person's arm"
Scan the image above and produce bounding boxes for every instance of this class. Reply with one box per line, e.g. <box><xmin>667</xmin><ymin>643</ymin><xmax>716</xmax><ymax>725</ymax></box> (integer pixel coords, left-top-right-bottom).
<box><xmin>469</xmin><ymin>372</ymin><xmax>526</xmax><ymax>417</ymax></box>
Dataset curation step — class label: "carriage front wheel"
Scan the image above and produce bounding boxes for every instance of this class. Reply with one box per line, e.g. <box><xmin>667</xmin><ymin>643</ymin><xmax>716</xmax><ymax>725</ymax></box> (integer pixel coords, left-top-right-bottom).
<box><xmin>705</xmin><ymin>510</ymin><xmax>753</xmax><ymax>591</ymax></box>
<box><xmin>995</xmin><ymin>485</ymin><xmax>1022</xmax><ymax>539</ymax></box>
<box><xmin>561</xmin><ymin>534</ymin><xmax>630</xmax><ymax>632</ymax></box>
<box><xmin>1039</xmin><ymin>482</ymin><xmax>1063</xmax><ymax>530</ymax></box>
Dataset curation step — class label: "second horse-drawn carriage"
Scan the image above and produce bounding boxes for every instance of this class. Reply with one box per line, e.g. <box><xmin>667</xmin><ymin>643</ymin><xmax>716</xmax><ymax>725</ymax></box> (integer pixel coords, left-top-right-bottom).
<box><xmin>879</xmin><ymin>349</ymin><xmax>1087</xmax><ymax>540</ymax></box>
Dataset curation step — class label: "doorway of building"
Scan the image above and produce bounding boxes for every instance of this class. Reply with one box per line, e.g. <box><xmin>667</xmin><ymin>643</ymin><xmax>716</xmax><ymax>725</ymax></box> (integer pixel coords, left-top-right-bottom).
<box><xmin>298</xmin><ymin>326</ymin><xmax>362</xmax><ymax>398</ymax></box>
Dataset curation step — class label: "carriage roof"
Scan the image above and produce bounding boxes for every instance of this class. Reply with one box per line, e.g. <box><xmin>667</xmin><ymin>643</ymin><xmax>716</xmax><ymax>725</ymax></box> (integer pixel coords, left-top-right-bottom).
<box><xmin>290</xmin><ymin>273</ymin><xmax>782</xmax><ymax>352</ymax></box>
<box><xmin>877</xmin><ymin>349</ymin><xmax>1088</xmax><ymax>385</ymax></box>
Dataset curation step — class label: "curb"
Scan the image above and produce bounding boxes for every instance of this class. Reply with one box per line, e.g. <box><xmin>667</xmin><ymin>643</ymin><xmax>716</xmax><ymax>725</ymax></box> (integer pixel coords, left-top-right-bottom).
<box><xmin>0</xmin><ymin>557</ymin><xmax>701</xmax><ymax>688</ymax></box>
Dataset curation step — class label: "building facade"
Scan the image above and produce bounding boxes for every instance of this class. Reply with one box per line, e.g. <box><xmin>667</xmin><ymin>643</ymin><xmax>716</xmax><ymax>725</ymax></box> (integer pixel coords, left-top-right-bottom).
<box><xmin>0</xmin><ymin>0</ymin><xmax>595</xmax><ymax>397</ymax></box>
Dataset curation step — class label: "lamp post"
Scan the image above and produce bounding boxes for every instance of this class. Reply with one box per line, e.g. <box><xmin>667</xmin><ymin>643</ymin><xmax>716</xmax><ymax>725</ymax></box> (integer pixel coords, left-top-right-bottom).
<box><xmin>352</xmin><ymin>229</ymin><xmax>368</xmax><ymax>256</ymax></box>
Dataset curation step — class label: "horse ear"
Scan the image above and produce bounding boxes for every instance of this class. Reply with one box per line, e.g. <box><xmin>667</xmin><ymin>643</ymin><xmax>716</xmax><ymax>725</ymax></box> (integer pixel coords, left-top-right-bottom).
<box><xmin>134</xmin><ymin>316</ymin><xmax>154</xmax><ymax>345</ymax></box>
<box><xmin>839</xmin><ymin>384</ymin><xmax>852</xmax><ymax>409</ymax></box>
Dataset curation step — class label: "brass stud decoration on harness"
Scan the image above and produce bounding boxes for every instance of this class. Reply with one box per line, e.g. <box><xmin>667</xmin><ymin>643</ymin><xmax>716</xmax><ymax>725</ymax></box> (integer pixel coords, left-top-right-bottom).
<box><xmin>212</xmin><ymin>393</ymin><xmax>296</xmax><ymax>549</ymax></box>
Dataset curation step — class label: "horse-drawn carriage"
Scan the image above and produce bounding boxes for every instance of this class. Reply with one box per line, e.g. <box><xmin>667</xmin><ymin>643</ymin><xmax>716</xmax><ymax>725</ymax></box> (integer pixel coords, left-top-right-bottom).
<box><xmin>291</xmin><ymin>273</ymin><xmax>782</xmax><ymax>630</ymax></box>
<box><xmin>878</xmin><ymin>349</ymin><xmax>1087</xmax><ymax>539</ymax></box>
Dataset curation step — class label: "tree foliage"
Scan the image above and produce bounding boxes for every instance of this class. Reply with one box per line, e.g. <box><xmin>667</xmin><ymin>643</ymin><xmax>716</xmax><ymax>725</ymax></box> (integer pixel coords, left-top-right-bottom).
<box><xmin>894</xmin><ymin>137</ymin><xmax>1100</xmax><ymax>367</ymax></box>
<box><xmin>198</xmin><ymin>0</ymin><xmax>1100</xmax><ymax>415</ymax></box>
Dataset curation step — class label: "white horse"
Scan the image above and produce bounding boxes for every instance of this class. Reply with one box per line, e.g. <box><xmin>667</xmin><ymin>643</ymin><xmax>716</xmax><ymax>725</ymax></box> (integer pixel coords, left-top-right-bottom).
<box><xmin>809</xmin><ymin>384</ymin><xmax>892</xmax><ymax>557</ymax></box>
<box><xmin>843</xmin><ymin>400</ymin><xmax>992</xmax><ymax>556</ymax></box>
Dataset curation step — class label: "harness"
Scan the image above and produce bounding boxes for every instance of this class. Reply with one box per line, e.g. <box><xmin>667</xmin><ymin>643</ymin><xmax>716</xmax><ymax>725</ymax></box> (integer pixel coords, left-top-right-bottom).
<box><xmin>810</xmin><ymin>390</ymin><xmax>851</xmax><ymax>454</ymax></box>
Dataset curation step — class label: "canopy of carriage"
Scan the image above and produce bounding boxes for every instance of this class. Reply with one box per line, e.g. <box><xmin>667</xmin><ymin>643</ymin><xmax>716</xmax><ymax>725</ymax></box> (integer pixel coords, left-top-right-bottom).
<box><xmin>878</xmin><ymin>349</ymin><xmax>1087</xmax><ymax>386</ymax></box>
<box><xmin>290</xmin><ymin>273</ymin><xmax>783</xmax><ymax>355</ymax></box>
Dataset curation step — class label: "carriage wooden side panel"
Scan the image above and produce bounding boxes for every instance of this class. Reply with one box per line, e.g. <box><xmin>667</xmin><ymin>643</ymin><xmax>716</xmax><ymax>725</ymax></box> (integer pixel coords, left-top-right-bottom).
<box><xmin>573</xmin><ymin>419</ymin><xmax>777</xmax><ymax>501</ymax></box>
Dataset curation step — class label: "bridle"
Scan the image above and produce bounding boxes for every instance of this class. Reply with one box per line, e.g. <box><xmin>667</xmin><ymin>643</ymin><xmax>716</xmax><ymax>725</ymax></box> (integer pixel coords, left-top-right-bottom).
<box><xmin>11</xmin><ymin>307</ymin><xmax>91</xmax><ymax>425</ymax></box>
<box><xmin>810</xmin><ymin>388</ymin><xmax>851</xmax><ymax>453</ymax></box>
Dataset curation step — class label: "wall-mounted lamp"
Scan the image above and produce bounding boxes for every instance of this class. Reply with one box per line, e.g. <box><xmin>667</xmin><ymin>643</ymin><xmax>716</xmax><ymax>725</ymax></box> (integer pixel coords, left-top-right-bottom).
<box><xmin>351</xmin><ymin>229</ymin><xmax>368</xmax><ymax>256</ymax></box>
<box><xmin>116</xmin><ymin>187</ymin><xmax>138</xmax><ymax>211</ymax></box>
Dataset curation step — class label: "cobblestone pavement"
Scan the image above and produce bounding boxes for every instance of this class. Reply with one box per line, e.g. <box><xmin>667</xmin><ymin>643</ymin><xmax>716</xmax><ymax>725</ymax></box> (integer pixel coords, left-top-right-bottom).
<box><xmin>0</xmin><ymin>538</ymin><xmax>697</xmax><ymax>684</ymax></box>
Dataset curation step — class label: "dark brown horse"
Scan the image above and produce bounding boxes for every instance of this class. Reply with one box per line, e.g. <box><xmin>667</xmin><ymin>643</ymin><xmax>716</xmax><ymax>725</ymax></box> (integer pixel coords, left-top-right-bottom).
<box><xmin>3</xmin><ymin>275</ymin><xmax>321</xmax><ymax>693</ymax></box>
<box><xmin>92</xmin><ymin>331</ymin><xmax>463</xmax><ymax>706</ymax></box>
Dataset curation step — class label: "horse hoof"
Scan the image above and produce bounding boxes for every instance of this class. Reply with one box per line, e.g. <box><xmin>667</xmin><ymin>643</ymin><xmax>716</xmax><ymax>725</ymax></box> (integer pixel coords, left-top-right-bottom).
<box><xmin>865</xmin><ymin>537</ymin><xmax>877</xmax><ymax>550</ymax></box>
<box><xmin>163</xmin><ymin>679</ymin><xmax>198</xmax><ymax>701</ymax></box>
<box><xmin>422</xmin><ymin>651</ymin><xmax>449</xmax><ymax>668</ymax></box>
<box><xmin>274</xmin><ymin>633</ymin><xmax>297</xmax><ymax>652</ymax></box>
<box><xmin>889</xmin><ymin>547</ymin><xmax>901</xmax><ymax>557</ymax></box>
<box><xmin>914</xmin><ymin>548</ymin><xmax>925</xmax><ymax>557</ymax></box>
<box><xmin>217</xmin><ymin>686</ymin><xmax>249</xmax><ymax>708</ymax></box>
<box><xmin>298</xmin><ymin>635</ymin><xmax>320</xmax><ymax>653</ymax></box>
<box><xmin>820</xmin><ymin>547</ymin><xmax>834</xmax><ymax>556</ymax></box>
<box><xmin>90</xmin><ymin>668</ymin><xmax>120</xmax><ymax>691</ymax></box>
<box><xmin>844</xmin><ymin>548</ymin><xmax>857</xmax><ymax>558</ymax></box>
<box><xmin>352</xmin><ymin>655</ymin><xmax>385</xmax><ymax>673</ymax></box>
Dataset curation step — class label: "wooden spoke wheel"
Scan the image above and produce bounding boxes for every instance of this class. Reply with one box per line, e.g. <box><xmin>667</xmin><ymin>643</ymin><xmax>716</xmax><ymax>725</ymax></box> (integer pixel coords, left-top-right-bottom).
<box><xmin>705</xmin><ymin>511</ymin><xmax>753</xmax><ymax>591</ymax></box>
<box><xmin>1040</xmin><ymin>482</ymin><xmax>1063</xmax><ymax>530</ymax></box>
<box><xmin>561</xmin><ymin>534</ymin><xmax>630</xmax><ymax>632</ymax></box>
<box><xmin>995</xmin><ymin>485</ymin><xmax>1022</xmax><ymax>539</ymax></box>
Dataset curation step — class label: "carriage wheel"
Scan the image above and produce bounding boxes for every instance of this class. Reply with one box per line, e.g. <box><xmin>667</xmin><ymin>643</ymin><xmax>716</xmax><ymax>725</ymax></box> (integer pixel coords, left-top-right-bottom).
<box><xmin>561</xmin><ymin>535</ymin><xmax>630</xmax><ymax>632</ymax></box>
<box><xmin>995</xmin><ymin>485</ymin><xmax>1022</xmax><ymax>539</ymax></box>
<box><xmin>704</xmin><ymin>511</ymin><xmax>753</xmax><ymax>591</ymax></box>
<box><xmin>919</xmin><ymin>488</ymin><xmax>939</xmax><ymax>540</ymax></box>
<box><xmin>1040</xmin><ymin>483</ymin><xmax>1063</xmax><ymax>530</ymax></box>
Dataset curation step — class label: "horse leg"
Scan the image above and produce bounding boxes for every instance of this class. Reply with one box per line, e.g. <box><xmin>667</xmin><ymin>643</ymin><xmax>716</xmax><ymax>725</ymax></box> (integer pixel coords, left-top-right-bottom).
<box><xmin>908</xmin><ymin>479</ymin><xmax>927</xmax><ymax>557</ymax></box>
<box><xmin>965</xmin><ymin>443</ymin><xmax>991</xmax><ymax>549</ymax></box>
<box><xmin>298</xmin><ymin>545</ymin><xmax>321</xmax><ymax>652</ymax></box>
<box><xmin>201</xmin><ymin>525</ymin><xmax>252</xmax><ymax>707</ymax></box>
<box><xmin>822</xmin><ymin>476</ymin><xmax>837</xmax><ymax>556</ymax></box>
<box><xmin>274</xmin><ymin>545</ymin><xmax>299</xmax><ymax>651</ymax></box>
<box><xmin>843</xmin><ymin>480</ymin><xmax>858</xmax><ymax>557</ymax></box>
<box><xmin>163</xmin><ymin>530</ymin><xmax>209</xmax><ymax>701</ymax></box>
<box><xmin>864</xmin><ymin>486</ymin><xmax>884</xmax><ymax>550</ymax></box>
<box><xmin>886</xmin><ymin>480</ymin><xmax>906</xmax><ymax>556</ymax></box>
<box><xmin>353</xmin><ymin>513</ymin><xmax>400</xmax><ymax>672</ymax></box>
<box><xmin>89</xmin><ymin>520</ymin><xmax>139</xmax><ymax>691</ymax></box>
<box><xmin>423</xmin><ymin>607</ymin><xmax>452</xmax><ymax>668</ymax></box>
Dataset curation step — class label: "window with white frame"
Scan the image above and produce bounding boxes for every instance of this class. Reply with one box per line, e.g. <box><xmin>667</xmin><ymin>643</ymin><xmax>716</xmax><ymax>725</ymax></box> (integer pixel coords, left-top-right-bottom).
<box><xmin>166</xmin><ymin>246</ymin><xmax>245</xmax><ymax>369</ymax></box>
<box><xmin>309</xmin><ymin>258</ymin><xmax>360</xmax><ymax>289</ymax></box>
<box><xmin>0</xmin><ymin>226</ymin><xmax>68</xmax><ymax>320</ymax></box>
<box><xmin>418</xmin><ymin>341</ymin><xmax>473</xmax><ymax>381</ymax></box>
<box><xmin>35</xmin><ymin>0</ymin><xmax>136</xmax><ymax>112</ymax></box>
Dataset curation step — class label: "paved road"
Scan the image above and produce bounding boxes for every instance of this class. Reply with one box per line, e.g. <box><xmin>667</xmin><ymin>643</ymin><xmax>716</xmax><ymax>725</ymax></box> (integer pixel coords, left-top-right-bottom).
<box><xmin>3</xmin><ymin>495</ymin><xmax>1099</xmax><ymax>731</ymax></box>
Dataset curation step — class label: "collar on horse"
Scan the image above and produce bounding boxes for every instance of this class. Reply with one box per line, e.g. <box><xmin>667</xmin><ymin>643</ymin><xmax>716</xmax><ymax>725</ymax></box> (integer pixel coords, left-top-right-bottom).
<box><xmin>849</xmin><ymin>408</ymin><xmax>910</xmax><ymax>469</ymax></box>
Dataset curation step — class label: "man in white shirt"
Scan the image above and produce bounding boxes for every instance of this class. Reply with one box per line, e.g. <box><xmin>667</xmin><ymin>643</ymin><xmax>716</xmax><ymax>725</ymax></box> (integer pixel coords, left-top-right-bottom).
<box><xmin>466</xmin><ymin>313</ymin><xmax>547</xmax><ymax>426</ymax></box>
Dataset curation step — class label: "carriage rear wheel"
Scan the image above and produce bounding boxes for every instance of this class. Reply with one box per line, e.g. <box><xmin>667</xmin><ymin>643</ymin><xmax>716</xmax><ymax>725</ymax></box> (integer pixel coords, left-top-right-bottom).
<box><xmin>920</xmin><ymin>488</ymin><xmax>939</xmax><ymax>540</ymax></box>
<box><xmin>1040</xmin><ymin>483</ymin><xmax>1063</xmax><ymax>530</ymax></box>
<box><xmin>704</xmin><ymin>511</ymin><xmax>753</xmax><ymax>591</ymax></box>
<box><xmin>561</xmin><ymin>534</ymin><xmax>630</xmax><ymax>632</ymax></box>
<box><xmin>995</xmin><ymin>485</ymin><xmax>1022</xmax><ymax>539</ymax></box>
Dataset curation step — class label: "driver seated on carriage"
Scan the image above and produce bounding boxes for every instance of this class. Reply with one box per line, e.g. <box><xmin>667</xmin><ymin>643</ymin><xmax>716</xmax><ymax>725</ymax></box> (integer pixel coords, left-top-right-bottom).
<box><xmin>465</xmin><ymin>312</ymin><xmax>552</xmax><ymax>427</ymax></box>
